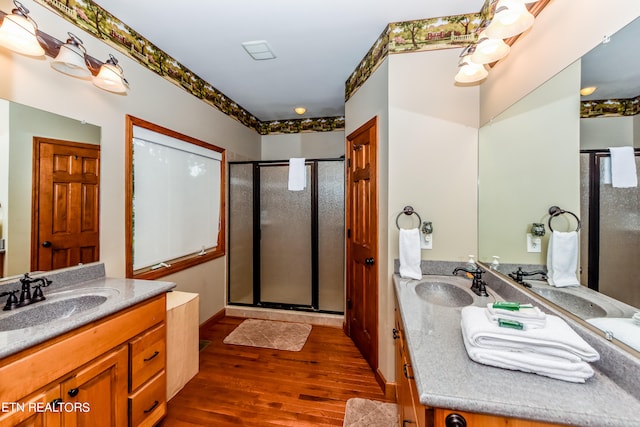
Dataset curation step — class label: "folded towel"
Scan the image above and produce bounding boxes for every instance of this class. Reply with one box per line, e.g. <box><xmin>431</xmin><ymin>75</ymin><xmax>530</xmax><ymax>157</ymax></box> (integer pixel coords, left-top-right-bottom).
<box><xmin>399</xmin><ymin>228</ymin><xmax>422</xmax><ymax>280</ymax></box>
<box><xmin>461</xmin><ymin>330</ymin><xmax>595</xmax><ymax>383</ymax></box>
<box><xmin>546</xmin><ymin>231</ymin><xmax>580</xmax><ymax>287</ymax></box>
<box><xmin>461</xmin><ymin>306</ymin><xmax>599</xmax><ymax>363</ymax></box>
<box><xmin>609</xmin><ymin>146</ymin><xmax>637</xmax><ymax>188</ymax></box>
<box><xmin>485</xmin><ymin>303</ymin><xmax>547</xmax><ymax>329</ymax></box>
<box><xmin>288</xmin><ymin>158</ymin><xmax>306</xmax><ymax>191</ymax></box>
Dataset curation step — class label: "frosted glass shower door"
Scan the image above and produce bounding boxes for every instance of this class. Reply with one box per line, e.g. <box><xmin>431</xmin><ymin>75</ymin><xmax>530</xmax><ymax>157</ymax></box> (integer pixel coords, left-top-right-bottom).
<box><xmin>597</xmin><ymin>155</ymin><xmax>640</xmax><ymax>308</ymax></box>
<box><xmin>259</xmin><ymin>164</ymin><xmax>313</xmax><ymax>306</ymax></box>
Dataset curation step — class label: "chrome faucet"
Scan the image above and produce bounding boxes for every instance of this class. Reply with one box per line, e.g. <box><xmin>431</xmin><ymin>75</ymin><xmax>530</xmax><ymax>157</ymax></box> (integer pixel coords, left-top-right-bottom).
<box><xmin>452</xmin><ymin>266</ymin><xmax>489</xmax><ymax>297</ymax></box>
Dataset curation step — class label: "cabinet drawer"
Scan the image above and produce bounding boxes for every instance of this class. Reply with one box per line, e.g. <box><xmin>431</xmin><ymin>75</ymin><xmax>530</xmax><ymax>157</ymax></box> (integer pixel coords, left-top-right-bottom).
<box><xmin>129</xmin><ymin>370</ymin><xmax>166</xmax><ymax>427</ymax></box>
<box><xmin>130</xmin><ymin>323</ymin><xmax>166</xmax><ymax>392</ymax></box>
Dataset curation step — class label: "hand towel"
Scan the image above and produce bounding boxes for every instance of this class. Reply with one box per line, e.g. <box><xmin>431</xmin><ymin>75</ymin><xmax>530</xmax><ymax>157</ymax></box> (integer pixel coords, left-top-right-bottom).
<box><xmin>288</xmin><ymin>158</ymin><xmax>306</xmax><ymax>191</ymax></box>
<box><xmin>461</xmin><ymin>306</ymin><xmax>599</xmax><ymax>362</ymax></box>
<box><xmin>485</xmin><ymin>303</ymin><xmax>547</xmax><ymax>329</ymax></box>
<box><xmin>461</xmin><ymin>331</ymin><xmax>595</xmax><ymax>383</ymax></box>
<box><xmin>399</xmin><ymin>228</ymin><xmax>422</xmax><ymax>280</ymax></box>
<box><xmin>609</xmin><ymin>146</ymin><xmax>637</xmax><ymax>188</ymax></box>
<box><xmin>546</xmin><ymin>230</ymin><xmax>580</xmax><ymax>287</ymax></box>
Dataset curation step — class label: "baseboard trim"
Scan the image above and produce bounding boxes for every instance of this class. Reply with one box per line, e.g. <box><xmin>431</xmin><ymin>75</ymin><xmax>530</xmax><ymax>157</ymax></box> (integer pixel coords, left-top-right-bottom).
<box><xmin>199</xmin><ymin>308</ymin><xmax>225</xmax><ymax>334</ymax></box>
<box><xmin>375</xmin><ymin>368</ymin><xmax>397</xmax><ymax>401</ymax></box>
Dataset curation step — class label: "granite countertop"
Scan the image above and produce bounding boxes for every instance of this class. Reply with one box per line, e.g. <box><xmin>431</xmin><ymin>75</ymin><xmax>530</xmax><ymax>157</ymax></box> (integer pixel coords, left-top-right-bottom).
<box><xmin>0</xmin><ymin>263</ymin><xmax>175</xmax><ymax>359</ymax></box>
<box><xmin>394</xmin><ymin>274</ymin><xmax>640</xmax><ymax>427</ymax></box>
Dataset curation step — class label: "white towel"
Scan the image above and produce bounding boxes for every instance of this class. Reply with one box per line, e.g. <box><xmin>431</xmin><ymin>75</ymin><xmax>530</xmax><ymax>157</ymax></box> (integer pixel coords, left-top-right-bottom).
<box><xmin>288</xmin><ymin>158</ymin><xmax>306</xmax><ymax>191</ymax></box>
<box><xmin>461</xmin><ymin>306</ymin><xmax>599</xmax><ymax>362</ymax></box>
<box><xmin>461</xmin><ymin>332</ymin><xmax>595</xmax><ymax>383</ymax></box>
<box><xmin>609</xmin><ymin>146</ymin><xmax>637</xmax><ymax>188</ymax></box>
<box><xmin>399</xmin><ymin>228</ymin><xmax>422</xmax><ymax>280</ymax></box>
<box><xmin>485</xmin><ymin>303</ymin><xmax>547</xmax><ymax>329</ymax></box>
<box><xmin>546</xmin><ymin>231</ymin><xmax>580</xmax><ymax>287</ymax></box>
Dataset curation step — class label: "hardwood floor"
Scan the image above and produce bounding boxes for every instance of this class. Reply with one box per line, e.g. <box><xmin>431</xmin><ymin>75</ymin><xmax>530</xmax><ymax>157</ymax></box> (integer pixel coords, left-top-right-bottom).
<box><xmin>159</xmin><ymin>316</ymin><xmax>394</xmax><ymax>426</ymax></box>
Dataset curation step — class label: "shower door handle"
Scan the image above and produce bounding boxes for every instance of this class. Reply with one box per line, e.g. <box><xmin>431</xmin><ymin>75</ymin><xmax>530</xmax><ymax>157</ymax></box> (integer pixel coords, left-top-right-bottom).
<box><xmin>365</xmin><ymin>257</ymin><xmax>375</xmax><ymax>266</ymax></box>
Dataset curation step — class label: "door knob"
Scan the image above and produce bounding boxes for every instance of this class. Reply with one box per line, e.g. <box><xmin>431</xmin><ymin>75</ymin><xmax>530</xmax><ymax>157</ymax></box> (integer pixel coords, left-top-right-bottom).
<box><xmin>365</xmin><ymin>257</ymin><xmax>375</xmax><ymax>266</ymax></box>
<box><xmin>42</xmin><ymin>241</ymin><xmax>52</xmax><ymax>248</ymax></box>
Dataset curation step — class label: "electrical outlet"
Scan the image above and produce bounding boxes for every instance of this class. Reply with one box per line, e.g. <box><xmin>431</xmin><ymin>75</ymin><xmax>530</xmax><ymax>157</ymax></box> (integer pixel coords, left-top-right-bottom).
<box><xmin>526</xmin><ymin>233</ymin><xmax>542</xmax><ymax>253</ymax></box>
<box><xmin>421</xmin><ymin>234</ymin><xmax>432</xmax><ymax>250</ymax></box>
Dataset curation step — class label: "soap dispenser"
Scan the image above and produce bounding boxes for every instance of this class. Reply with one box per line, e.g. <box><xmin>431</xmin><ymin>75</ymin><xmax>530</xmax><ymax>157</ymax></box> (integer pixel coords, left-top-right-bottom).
<box><xmin>466</xmin><ymin>255</ymin><xmax>476</xmax><ymax>279</ymax></box>
<box><xmin>490</xmin><ymin>256</ymin><xmax>500</xmax><ymax>271</ymax></box>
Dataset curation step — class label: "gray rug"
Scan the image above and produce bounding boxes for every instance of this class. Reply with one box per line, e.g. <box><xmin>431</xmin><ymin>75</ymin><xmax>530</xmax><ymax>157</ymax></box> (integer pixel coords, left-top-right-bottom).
<box><xmin>343</xmin><ymin>398</ymin><xmax>397</xmax><ymax>427</ymax></box>
<box><xmin>223</xmin><ymin>319</ymin><xmax>312</xmax><ymax>351</ymax></box>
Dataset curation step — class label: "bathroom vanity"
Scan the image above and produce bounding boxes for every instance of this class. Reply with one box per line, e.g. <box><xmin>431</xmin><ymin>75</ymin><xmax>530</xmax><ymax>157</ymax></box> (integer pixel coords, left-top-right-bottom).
<box><xmin>0</xmin><ymin>263</ymin><xmax>175</xmax><ymax>427</ymax></box>
<box><xmin>393</xmin><ymin>270</ymin><xmax>640</xmax><ymax>427</ymax></box>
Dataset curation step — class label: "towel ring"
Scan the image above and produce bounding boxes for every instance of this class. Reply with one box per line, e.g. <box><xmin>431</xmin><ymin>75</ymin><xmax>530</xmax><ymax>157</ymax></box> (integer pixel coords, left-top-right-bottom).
<box><xmin>396</xmin><ymin>206</ymin><xmax>422</xmax><ymax>229</ymax></box>
<box><xmin>548</xmin><ymin>206</ymin><xmax>581</xmax><ymax>232</ymax></box>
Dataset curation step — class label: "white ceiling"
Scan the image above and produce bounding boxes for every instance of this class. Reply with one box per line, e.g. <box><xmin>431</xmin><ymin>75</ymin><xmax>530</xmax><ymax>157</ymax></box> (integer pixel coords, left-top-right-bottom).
<box><xmin>92</xmin><ymin>0</ymin><xmax>485</xmax><ymax>121</ymax></box>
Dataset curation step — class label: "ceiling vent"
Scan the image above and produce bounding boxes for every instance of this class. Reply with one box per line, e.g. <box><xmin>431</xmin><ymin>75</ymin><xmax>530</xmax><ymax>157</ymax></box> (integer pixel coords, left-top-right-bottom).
<box><xmin>241</xmin><ymin>40</ymin><xmax>277</xmax><ymax>60</ymax></box>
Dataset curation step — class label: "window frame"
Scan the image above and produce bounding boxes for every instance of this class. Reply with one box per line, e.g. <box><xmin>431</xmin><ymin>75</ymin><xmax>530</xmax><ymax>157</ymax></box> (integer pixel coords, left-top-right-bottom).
<box><xmin>125</xmin><ymin>115</ymin><xmax>226</xmax><ymax>279</ymax></box>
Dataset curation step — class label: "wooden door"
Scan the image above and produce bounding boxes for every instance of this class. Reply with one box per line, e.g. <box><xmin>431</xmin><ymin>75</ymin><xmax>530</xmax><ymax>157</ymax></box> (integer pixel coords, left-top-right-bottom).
<box><xmin>61</xmin><ymin>346</ymin><xmax>128</xmax><ymax>427</ymax></box>
<box><xmin>345</xmin><ymin>117</ymin><xmax>378</xmax><ymax>371</ymax></box>
<box><xmin>32</xmin><ymin>138</ymin><xmax>100</xmax><ymax>272</ymax></box>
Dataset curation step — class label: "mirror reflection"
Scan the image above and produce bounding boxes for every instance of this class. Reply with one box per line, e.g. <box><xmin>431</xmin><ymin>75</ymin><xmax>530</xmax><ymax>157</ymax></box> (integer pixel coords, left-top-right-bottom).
<box><xmin>0</xmin><ymin>100</ymin><xmax>101</xmax><ymax>278</ymax></box>
<box><xmin>478</xmin><ymin>17</ymin><xmax>640</xmax><ymax>353</ymax></box>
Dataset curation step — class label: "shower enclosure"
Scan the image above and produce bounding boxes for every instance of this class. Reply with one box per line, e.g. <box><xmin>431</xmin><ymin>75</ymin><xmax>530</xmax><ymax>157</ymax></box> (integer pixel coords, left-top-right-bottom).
<box><xmin>228</xmin><ymin>159</ymin><xmax>344</xmax><ymax>313</ymax></box>
<box><xmin>580</xmin><ymin>150</ymin><xmax>640</xmax><ymax>308</ymax></box>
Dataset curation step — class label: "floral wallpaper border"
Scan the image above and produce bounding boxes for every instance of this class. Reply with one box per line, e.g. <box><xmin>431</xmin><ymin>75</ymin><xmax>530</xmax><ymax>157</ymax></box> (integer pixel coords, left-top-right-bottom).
<box><xmin>33</xmin><ymin>0</ymin><xmax>344</xmax><ymax>135</ymax></box>
<box><xmin>580</xmin><ymin>96</ymin><xmax>640</xmax><ymax>118</ymax></box>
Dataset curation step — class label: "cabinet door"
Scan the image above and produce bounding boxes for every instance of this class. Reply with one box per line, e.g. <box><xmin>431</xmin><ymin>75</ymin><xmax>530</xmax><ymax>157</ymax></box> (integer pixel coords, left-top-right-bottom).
<box><xmin>61</xmin><ymin>346</ymin><xmax>128</xmax><ymax>427</ymax></box>
<box><xmin>0</xmin><ymin>384</ymin><xmax>62</xmax><ymax>427</ymax></box>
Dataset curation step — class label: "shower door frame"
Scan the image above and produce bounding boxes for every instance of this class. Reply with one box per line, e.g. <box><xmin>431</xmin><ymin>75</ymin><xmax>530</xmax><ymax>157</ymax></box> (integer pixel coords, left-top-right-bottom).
<box><xmin>227</xmin><ymin>158</ymin><xmax>345</xmax><ymax>314</ymax></box>
<box><xmin>582</xmin><ymin>148</ymin><xmax>640</xmax><ymax>292</ymax></box>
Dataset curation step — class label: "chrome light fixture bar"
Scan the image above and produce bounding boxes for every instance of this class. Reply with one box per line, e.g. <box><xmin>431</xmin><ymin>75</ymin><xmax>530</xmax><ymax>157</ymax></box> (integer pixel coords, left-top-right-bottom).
<box><xmin>0</xmin><ymin>0</ymin><xmax>129</xmax><ymax>94</ymax></box>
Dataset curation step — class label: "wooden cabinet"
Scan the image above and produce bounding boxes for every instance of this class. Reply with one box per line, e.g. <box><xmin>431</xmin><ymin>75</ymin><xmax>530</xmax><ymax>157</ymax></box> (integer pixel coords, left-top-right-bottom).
<box><xmin>0</xmin><ymin>294</ymin><xmax>167</xmax><ymax>427</ymax></box>
<box><xmin>394</xmin><ymin>298</ymin><xmax>566</xmax><ymax>427</ymax></box>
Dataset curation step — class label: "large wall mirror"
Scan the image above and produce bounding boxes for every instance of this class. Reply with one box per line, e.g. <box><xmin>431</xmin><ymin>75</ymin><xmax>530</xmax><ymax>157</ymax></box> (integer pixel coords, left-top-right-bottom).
<box><xmin>0</xmin><ymin>100</ymin><xmax>101</xmax><ymax>279</ymax></box>
<box><xmin>479</xmin><ymin>17</ymin><xmax>640</xmax><ymax>354</ymax></box>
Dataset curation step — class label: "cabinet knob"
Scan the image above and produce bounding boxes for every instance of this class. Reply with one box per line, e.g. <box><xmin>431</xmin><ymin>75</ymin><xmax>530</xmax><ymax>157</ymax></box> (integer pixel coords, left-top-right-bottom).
<box><xmin>68</xmin><ymin>388</ymin><xmax>79</xmax><ymax>397</ymax></box>
<box><xmin>445</xmin><ymin>413</ymin><xmax>467</xmax><ymax>427</ymax></box>
<box><xmin>42</xmin><ymin>241</ymin><xmax>52</xmax><ymax>248</ymax></box>
<box><xmin>365</xmin><ymin>257</ymin><xmax>375</xmax><ymax>266</ymax></box>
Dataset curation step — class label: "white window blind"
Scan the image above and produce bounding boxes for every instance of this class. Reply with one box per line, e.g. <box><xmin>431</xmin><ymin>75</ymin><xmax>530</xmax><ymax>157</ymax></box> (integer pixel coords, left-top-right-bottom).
<box><xmin>132</xmin><ymin>126</ymin><xmax>222</xmax><ymax>271</ymax></box>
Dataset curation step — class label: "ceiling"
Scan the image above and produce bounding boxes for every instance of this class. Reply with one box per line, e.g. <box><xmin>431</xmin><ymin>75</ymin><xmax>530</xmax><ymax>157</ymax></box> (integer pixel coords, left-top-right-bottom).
<box><xmin>92</xmin><ymin>0</ymin><xmax>485</xmax><ymax>121</ymax></box>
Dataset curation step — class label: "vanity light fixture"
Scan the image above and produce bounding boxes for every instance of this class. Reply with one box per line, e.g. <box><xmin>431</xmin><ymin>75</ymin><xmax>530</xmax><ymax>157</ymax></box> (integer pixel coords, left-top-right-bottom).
<box><xmin>51</xmin><ymin>32</ymin><xmax>91</xmax><ymax>79</ymax></box>
<box><xmin>0</xmin><ymin>1</ymin><xmax>44</xmax><ymax>57</ymax></box>
<box><xmin>0</xmin><ymin>1</ymin><xmax>129</xmax><ymax>94</ymax></box>
<box><xmin>580</xmin><ymin>86</ymin><xmax>597</xmax><ymax>96</ymax></box>
<box><xmin>484</xmin><ymin>0</ymin><xmax>535</xmax><ymax>40</ymax></box>
<box><xmin>294</xmin><ymin>107</ymin><xmax>306</xmax><ymax>115</ymax></box>
<box><xmin>93</xmin><ymin>54</ymin><xmax>129</xmax><ymax>94</ymax></box>
<box><xmin>471</xmin><ymin>31</ymin><xmax>510</xmax><ymax>64</ymax></box>
<box><xmin>455</xmin><ymin>53</ymin><xmax>488</xmax><ymax>84</ymax></box>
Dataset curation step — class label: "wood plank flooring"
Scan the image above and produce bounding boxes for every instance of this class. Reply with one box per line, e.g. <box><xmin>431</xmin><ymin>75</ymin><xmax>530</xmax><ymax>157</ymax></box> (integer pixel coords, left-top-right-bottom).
<box><xmin>158</xmin><ymin>316</ymin><xmax>394</xmax><ymax>426</ymax></box>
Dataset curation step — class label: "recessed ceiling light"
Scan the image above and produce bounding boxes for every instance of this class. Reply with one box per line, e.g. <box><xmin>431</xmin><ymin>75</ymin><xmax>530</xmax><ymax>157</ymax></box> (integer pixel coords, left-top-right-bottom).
<box><xmin>241</xmin><ymin>40</ymin><xmax>276</xmax><ymax>60</ymax></box>
<box><xmin>580</xmin><ymin>86</ymin><xmax>597</xmax><ymax>96</ymax></box>
<box><xmin>294</xmin><ymin>107</ymin><xmax>306</xmax><ymax>115</ymax></box>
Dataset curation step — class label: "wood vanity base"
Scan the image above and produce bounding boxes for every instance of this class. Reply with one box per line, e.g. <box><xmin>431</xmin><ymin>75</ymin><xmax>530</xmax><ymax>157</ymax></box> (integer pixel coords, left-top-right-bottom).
<box><xmin>0</xmin><ymin>294</ymin><xmax>167</xmax><ymax>427</ymax></box>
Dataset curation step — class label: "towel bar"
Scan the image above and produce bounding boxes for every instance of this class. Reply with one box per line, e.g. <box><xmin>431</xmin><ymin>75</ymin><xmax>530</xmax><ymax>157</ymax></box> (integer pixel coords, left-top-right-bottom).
<box><xmin>396</xmin><ymin>206</ymin><xmax>422</xmax><ymax>229</ymax></box>
<box><xmin>548</xmin><ymin>206</ymin><xmax>581</xmax><ymax>232</ymax></box>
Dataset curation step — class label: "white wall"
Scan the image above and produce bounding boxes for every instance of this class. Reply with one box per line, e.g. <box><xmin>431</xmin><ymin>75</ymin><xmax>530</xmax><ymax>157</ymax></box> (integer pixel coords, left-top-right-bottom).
<box><xmin>581</xmin><ymin>116</ymin><xmax>636</xmax><ymax>150</ymax></box>
<box><xmin>480</xmin><ymin>0</ymin><xmax>640</xmax><ymax>125</ymax></box>
<box><xmin>261</xmin><ymin>131</ymin><xmax>345</xmax><ymax>160</ymax></box>
<box><xmin>0</xmin><ymin>0</ymin><xmax>261</xmax><ymax>323</ymax></box>
<box><xmin>345</xmin><ymin>49</ymin><xmax>479</xmax><ymax>383</ymax></box>
<box><xmin>345</xmin><ymin>58</ymin><xmax>390</xmax><ymax>381</ymax></box>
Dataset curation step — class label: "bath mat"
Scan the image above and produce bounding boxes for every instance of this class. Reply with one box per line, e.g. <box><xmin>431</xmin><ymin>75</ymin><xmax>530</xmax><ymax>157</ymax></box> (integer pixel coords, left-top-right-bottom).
<box><xmin>223</xmin><ymin>319</ymin><xmax>312</xmax><ymax>351</ymax></box>
<box><xmin>343</xmin><ymin>398</ymin><xmax>397</xmax><ymax>427</ymax></box>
